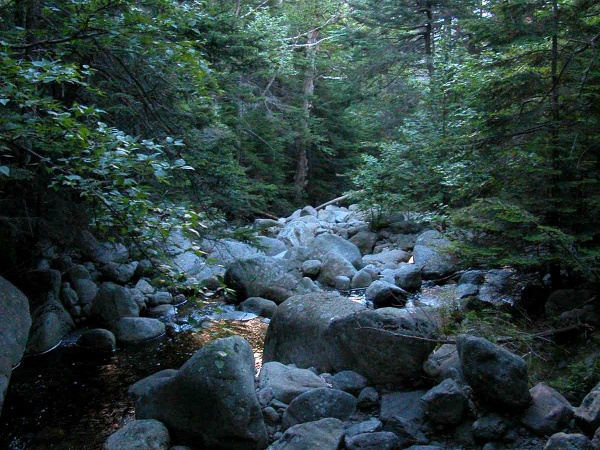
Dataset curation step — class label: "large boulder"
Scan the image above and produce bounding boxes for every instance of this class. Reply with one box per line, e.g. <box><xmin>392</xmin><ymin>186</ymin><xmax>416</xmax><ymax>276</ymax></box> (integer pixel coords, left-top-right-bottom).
<box><xmin>364</xmin><ymin>280</ymin><xmax>407</xmax><ymax>308</ymax></box>
<box><xmin>477</xmin><ymin>268</ymin><xmax>519</xmax><ymax>305</ymax></box>
<box><xmin>90</xmin><ymin>282</ymin><xmax>140</xmax><ymax>328</ymax></box>
<box><xmin>457</xmin><ymin>334</ymin><xmax>531</xmax><ymax>410</ymax></box>
<box><xmin>277</xmin><ymin>221</ymin><xmax>318</xmax><ymax>248</ymax></box>
<box><xmin>129</xmin><ymin>369</ymin><xmax>178</xmax><ymax>399</ymax></box>
<box><xmin>521</xmin><ymin>383</ymin><xmax>573</xmax><ymax>436</ymax></box>
<box><xmin>316</xmin><ymin>251</ymin><xmax>357</xmax><ymax>287</ymax></box>
<box><xmin>26</xmin><ymin>299</ymin><xmax>75</xmax><ymax>355</ymax></box>
<box><xmin>264</xmin><ymin>294</ymin><xmax>437</xmax><ymax>384</ymax></box>
<box><xmin>258</xmin><ymin>362</ymin><xmax>327</xmax><ymax>404</ymax></box>
<box><xmin>72</xmin><ymin>279</ymin><xmax>98</xmax><ymax>307</ymax></box>
<box><xmin>79</xmin><ymin>230</ymin><xmax>129</xmax><ymax>263</ymax></box>
<box><xmin>268</xmin><ymin>418</ymin><xmax>344</xmax><ymax>450</ymax></box>
<box><xmin>281</xmin><ymin>387</ymin><xmax>357</xmax><ymax>430</ymax></box>
<box><xmin>255</xmin><ymin>236</ymin><xmax>287</xmax><ymax>256</ymax></box>
<box><xmin>362</xmin><ymin>249</ymin><xmax>410</xmax><ymax>270</ymax></box>
<box><xmin>380</xmin><ymin>390</ymin><xmax>428</xmax><ymax>447</ymax></box>
<box><xmin>103</xmin><ymin>419</ymin><xmax>170</xmax><ymax>450</ymax></box>
<box><xmin>325</xmin><ymin>307</ymin><xmax>438</xmax><ymax>384</ymax></box>
<box><xmin>225</xmin><ymin>256</ymin><xmax>318</xmax><ymax>304</ymax></box>
<box><xmin>575</xmin><ymin>381</ymin><xmax>600</xmax><ymax>434</ymax></box>
<box><xmin>307</xmin><ymin>233</ymin><xmax>363</xmax><ymax>269</ymax></box>
<box><xmin>412</xmin><ymin>230</ymin><xmax>459</xmax><ymax>279</ymax></box>
<box><xmin>113</xmin><ymin>317</ymin><xmax>165</xmax><ymax>345</ymax></box>
<box><xmin>0</xmin><ymin>277</ymin><xmax>32</xmax><ymax>414</ymax></box>
<box><xmin>349</xmin><ymin>230</ymin><xmax>378</xmax><ymax>255</ymax></box>
<box><xmin>163</xmin><ymin>229</ymin><xmax>218</xmax><ymax>281</ymax></box>
<box><xmin>203</xmin><ymin>238</ymin><xmax>262</xmax><ymax>268</ymax></box>
<box><xmin>393</xmin><ymin>264</ymin><xmax>422</xmax><ymax>292</ymax></box>
<box><xmin>136</xmin><ymin>336</ymin><xmax>268</xmax><ymax>449</ymax></box>
<box><xmin>544</xmin><ymin>433</ymin><xmax>593</xmax><ymax>450</ymax></box>
<box><xmin>101</xmin><ymin>261</ymin><xmax>139</xmax><ymax>284</ymax></box>
<box><xmin>421</xmin><ymin>378</ymin><xmax>467</xmax><ymax>425</ymax></box>
<box><xmin>263</xmin><ymin>293</ymin><xmax>365</xmax><ymax>373</ymax></box>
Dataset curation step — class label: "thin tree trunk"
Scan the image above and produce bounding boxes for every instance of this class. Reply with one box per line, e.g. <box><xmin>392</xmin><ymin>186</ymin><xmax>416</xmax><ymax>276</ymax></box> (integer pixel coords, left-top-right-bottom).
<box><xmin>549</xmin><ymin>0</ymin><xmax>562</xmax><ymax>289</ymax></box>
<box><xmin>293</xmin><ymin>28</ymin><xmax>318</xmax><ymax>203</ymax></box>
<box><xmin>424</xmin><ymin>0</ymin><xmax>434</xmax><ymax>79</ymax></box>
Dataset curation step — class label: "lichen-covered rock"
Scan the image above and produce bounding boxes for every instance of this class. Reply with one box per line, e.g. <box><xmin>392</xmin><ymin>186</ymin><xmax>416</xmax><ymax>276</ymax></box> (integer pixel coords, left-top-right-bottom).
<box><xmin>351</xmin><ymin>269</ymin><xmax>373</xmax><ymax>289</ymax></box>
<box><xmin>137</xmin><ymin>336</ymin><xmax>268</xmax><ymax>449</ymax></box>
<box><xmin>263</xmin><ymin>293</ymin><xmax>365</xmax><ymax>372</ymax></box>
<box><xmin>362</xmin><ymin>248</ymin><xmax>410</xmax><ymax>269</ymax></box>
<box><xmin>316</xmin><ymin>251</ymin><xmax>357</xmax><ymax>287</ymax></box>
<box><xmin>393</xmin><ymin>264</ymin><xmax>422</xmax><ymax>292</ymax></box>
<box><xmin>307</xmin><ymin>233</ymin><xmax>363</xmax><ymax>269</ymax></box>
<box><xmin>349</xmin><ymin>230</ymin><xmax>378</xmax><ymax>256</ymax></box>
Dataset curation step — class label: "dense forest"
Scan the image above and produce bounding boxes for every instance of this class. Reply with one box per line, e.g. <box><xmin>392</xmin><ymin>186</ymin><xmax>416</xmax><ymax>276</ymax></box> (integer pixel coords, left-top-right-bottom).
<box><xmin>1</xmin><ymin>0</ymin><xmax>599</xmax><ymax>284</ymax></box>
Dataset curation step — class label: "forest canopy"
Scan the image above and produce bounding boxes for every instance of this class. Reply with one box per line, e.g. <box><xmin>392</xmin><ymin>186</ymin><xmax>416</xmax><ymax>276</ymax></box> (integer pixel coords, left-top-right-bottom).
<box><xmin>0</xmin><ymin>0</ymin><xmax>599</xmax><ymax>283</ymax></box>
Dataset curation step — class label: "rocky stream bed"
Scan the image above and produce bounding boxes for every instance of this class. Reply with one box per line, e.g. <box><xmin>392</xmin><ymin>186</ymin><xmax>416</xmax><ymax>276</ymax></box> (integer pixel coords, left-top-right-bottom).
<box><xmin>0</xmin><ymin>300</ymin><xmax>269</xmax><ymax>450</ymax></box>
<box><xmin>1</xmin><ymin>204</ymin><xmax>600</xmax><ymax>450</ymax></box>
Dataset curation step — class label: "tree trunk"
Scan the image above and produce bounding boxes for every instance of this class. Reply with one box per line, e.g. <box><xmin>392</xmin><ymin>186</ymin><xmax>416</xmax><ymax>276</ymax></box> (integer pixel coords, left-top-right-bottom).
<box><xmin>548</xmin><ymin>0</ymin><xmax>562</xmax><ymax>289</ymax></box>
<box><xmin>424</xmin><ymin>0</ymin><xmax>434</xmax><ymax>79</ymax></box>
<box><xmin>293</xmin><ymin>28</ymin><xmax>318</xmax><ymax>203</ymax></box>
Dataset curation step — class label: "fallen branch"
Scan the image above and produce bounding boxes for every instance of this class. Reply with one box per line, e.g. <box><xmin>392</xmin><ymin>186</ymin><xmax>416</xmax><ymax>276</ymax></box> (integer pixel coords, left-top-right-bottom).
<box><xmin>355</xmin><ymin>323</ymin><xmax>593</xmax><ymax>345</ymax></box>
<box><xmin>253</xmin><ymin>209</ymin><xmax>279</xmax><ymax>220</ymax></box>
<box><xmin>316</xmin><ymin>194</ymin><xmax>350</xmax><ymax>210</ymax></box>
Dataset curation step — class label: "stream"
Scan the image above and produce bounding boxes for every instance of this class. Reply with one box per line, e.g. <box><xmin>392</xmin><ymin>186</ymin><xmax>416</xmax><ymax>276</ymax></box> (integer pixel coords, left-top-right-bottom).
<box><xmin>0</xmin><ymin>285</ymin><xmax>459</xmax><ymax>450</ymax></box>
<box><xmin>0</xmin><ymin>299</ymin><xmax>269</xmax><ymax>450</ymax></box>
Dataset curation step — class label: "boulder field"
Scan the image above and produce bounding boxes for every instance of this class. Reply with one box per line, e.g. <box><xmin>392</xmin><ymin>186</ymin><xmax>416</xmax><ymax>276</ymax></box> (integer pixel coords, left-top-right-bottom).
<box><xmin>2</xmin><ymin>203</ymin><xmax>598</xmax><ymax>449</ymax></box>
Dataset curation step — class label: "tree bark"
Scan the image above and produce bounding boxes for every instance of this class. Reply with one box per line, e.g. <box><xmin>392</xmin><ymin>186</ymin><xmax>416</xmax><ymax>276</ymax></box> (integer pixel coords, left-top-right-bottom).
<box><xmin>293</xmin><ymin>28</ymin><xmax>318</xmax><ymax>204</ymax></box>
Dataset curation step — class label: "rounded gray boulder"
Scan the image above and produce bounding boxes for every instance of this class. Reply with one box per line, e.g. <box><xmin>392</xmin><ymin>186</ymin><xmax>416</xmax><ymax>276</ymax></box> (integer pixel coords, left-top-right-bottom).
<box><xmin>282</xmin><ymin>387</ymin><xmax>357</xmax><ymax>430</ymax></box>
<box><xmin>103</xmin><ymin>419</ymin><xmax>170</xmax><ymax>450</ymax></box>
<box><xmin>136</xmin><ymin>336</ymin><xmax>268</xmax><ymax>449</ymax></box>
<box><xmin>457</xmin><ymin>334</ymin><xmax>531</xmax><ymax>411</ymax></box>
<box><xmin>113</xmin><ymin>317</ymin><xmax>165</xmax><ymax>345</ymax></box>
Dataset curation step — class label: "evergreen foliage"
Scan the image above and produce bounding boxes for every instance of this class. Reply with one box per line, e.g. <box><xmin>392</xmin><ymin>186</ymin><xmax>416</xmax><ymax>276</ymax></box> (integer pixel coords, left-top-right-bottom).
<box><xmin>0</xmin><ymin>0</ymin><xmax>598</xmax><ymax>283</ymax></box>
